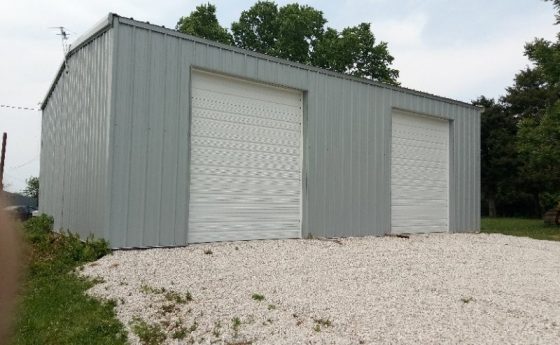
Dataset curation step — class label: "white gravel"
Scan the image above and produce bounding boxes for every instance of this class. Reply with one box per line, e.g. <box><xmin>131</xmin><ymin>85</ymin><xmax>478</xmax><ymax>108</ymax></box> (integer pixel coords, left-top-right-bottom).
<box><xmin>81</xmin><ymin>233</ymin><xmax>560</xmax><ymax>345</ymax></box>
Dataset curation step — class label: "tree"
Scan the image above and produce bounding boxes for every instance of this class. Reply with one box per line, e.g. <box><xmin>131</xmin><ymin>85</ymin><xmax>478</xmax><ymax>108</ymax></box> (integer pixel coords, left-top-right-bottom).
<box><xmin>473</xmin><ymin>97</ymin><xmax>518</xmax><ymax>217</ymax></box>
<box><xmin>176</xmin><ymin>3</ymin><xmax>233</xmax><ymax>45</ymax></box>
<box><xmin>23</xmin><ymin>176</ymin><xmax>39</xmax><ymax>200</ymax></box>
<box><xmin>516</xmin><ymin>102</ymin><xmax>560</xmax><ymax>214</ymax></box>
<box><xmin>545</xmin><ymin>0</ymin><xmax>560</xmax><ymax>24</ymax></box>
<box><xmin>182</xmin><ymin>1</ymin><xmax>399</xmax><ymax>84</ymax></box>
<box><xmin>232</xmin><ymin>2</ymin><xmax>326</xmax><ymax>64</ymax></box>
<box><xmin>501</xmin><ymin>67</ymin><xmax>552</xmax><ymax>121</ymax></box>
<box><xmin>313</xmin><ymin>23</ymin><xmax>399</xmax><ymax>83</ymax></box>
<box><xmin>231</xmin><ymin>1</ymin><xmax>279</xmax><ymax>55</ymax></box>
<box><xmin>497</xmin><ymin>1</ymin><xmax>560</xmax><ymax>216</ymax></box>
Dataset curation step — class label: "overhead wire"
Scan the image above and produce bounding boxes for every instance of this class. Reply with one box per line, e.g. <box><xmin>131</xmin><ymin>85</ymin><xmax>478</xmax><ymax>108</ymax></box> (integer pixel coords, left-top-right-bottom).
<box><xmin>0</xmin><ymin>104</ymin><xmax>40</xmax><ymax>111</ymax></box>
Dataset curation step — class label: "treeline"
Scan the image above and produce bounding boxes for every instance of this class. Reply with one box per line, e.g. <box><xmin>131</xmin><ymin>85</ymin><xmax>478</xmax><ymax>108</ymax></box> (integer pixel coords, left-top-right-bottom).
<box><xmin>175</xmin><ymin>1</ymin><xmax>399</xmax><ymax>84</ymax></box>
<box><xmin>476</xmin><ymin>0</ymin><xmax>560</xmax><ymax>217</ymax></box>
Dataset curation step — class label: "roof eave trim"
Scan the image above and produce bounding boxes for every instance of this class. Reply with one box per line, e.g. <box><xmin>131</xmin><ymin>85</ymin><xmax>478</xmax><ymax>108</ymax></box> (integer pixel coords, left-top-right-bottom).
<box><xmin>40</xmin><ymin>13</ymin><xmax>115</xmax><ymax>110</ymax></box>
<box><xmin>116</xmin><ymin>16</ymin><xmax>480</xmax><ymax>111</ymax></box>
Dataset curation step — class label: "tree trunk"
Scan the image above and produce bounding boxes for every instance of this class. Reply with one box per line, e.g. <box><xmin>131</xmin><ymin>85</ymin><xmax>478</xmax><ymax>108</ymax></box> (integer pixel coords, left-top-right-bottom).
<box><xmin>534</xmin><ymin>192</ymin><xmax>542</xmax><ymax>218</ymax></box>
<box><xmin>488</xmin><ymin>197</ymin><xmax>497</xmax><ymax>217</ymax></box>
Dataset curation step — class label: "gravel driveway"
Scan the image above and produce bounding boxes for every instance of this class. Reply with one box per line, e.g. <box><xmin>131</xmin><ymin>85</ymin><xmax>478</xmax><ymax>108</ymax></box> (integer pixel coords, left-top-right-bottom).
<box><xmin>81</xmin><ymin>233</ymin><xmax>560</xmax><ymax>344</ymax></box>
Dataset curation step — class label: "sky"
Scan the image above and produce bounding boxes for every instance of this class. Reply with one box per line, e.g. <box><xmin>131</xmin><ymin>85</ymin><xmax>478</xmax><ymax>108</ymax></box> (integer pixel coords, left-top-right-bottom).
<box><xmin>0</xmin><ymin>0</ymin><xmax>558</xmax><ymax>193</ymax></box>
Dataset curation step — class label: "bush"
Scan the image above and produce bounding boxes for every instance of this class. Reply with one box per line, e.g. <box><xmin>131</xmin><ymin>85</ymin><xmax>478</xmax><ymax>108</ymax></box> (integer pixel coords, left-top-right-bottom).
<box><xmin>24</xmin><ymin>214</ymin><xmax>54</xmax><ymax>232</ymax></box>
<box><xmin>11</xmin><ymin>216</ymin><xmax>126</xmax><ymax>345</ymax></box>
<box><xmin>21</xmin><ymin>215</ymin><xmax>111</xmax><ymax>275</ymax></box>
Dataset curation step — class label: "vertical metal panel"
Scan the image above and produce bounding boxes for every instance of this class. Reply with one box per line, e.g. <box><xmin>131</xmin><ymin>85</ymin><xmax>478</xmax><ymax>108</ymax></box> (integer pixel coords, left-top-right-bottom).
<box><xmin>43</xmin><ymin>18</ymin><xmax>480</xmax><ymax>248</ymax></box>
<box><xmin>40</xmin><ymin>29</ymin><xmax>113</xmax><ymax>240</ymax></box>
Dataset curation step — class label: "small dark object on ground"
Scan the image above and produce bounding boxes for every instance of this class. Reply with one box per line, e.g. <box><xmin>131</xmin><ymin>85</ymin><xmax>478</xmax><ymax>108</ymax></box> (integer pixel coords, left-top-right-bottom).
<box><xmin>543</xmin><ymin>206</ymin><xmax>560</xmax><ymax>226</ymax></box>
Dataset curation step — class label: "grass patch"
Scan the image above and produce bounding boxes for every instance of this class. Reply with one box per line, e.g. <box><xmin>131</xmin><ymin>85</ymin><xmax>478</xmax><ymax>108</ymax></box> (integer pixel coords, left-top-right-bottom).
<box><xmin>481</xmin><ymin>217</ymin><xmax>560</xmax><ymax>241</ymax></box>
<box><xmin>171</xmin><ymin>327</ymin><xmax>187</xmax><ymax>340</ymax></box>
<box><xmin>129</xmin><ymin>317</ymin><xmax>166</xmax><ymax>345</ymax></box>
<box><xmin>232</xmin><ymin>317</ymin><xmax>242</xmax><ymax>333</ymax></box>
<box><xmin>164</xmin><ymin>290</ymin><xmax>192</xmax><ymax>304</ymax></box>
<box><xmin>140</xmin><ymin>284</ymin><xmax>166</xmax><ymax>295</ymax></box>
<box><xmin>313</xmin><ymin>317</ymin><xmax>332</xmax><ymax>332</ymax></box>
<box><xmin>10</xmin><ymin>215</ymin><xmax>127</xmax><ymax>345</ymax></box>
<box><xmin>251</xmin><ymin>293</ymin><xmax>265</xmax><ymax>301</ymax></box>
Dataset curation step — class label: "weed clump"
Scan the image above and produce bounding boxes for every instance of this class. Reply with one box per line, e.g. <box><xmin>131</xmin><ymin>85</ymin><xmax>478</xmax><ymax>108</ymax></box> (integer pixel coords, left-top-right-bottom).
<box><xmin>130</xmin><ymin>317</ymin><xmax>166</xmax><ymax>345</ymax></box>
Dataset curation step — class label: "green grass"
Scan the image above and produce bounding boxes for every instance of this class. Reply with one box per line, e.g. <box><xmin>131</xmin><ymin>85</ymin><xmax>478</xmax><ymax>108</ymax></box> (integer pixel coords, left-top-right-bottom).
<box><xmin>481</xmin><ymin>217</ymin><xmax>560</xmax><ymax>241</ymax></box>
<box><xmin>10</xmin><ymin>215</ymin><xmax>127</xmax><ymax>345</ymax></box>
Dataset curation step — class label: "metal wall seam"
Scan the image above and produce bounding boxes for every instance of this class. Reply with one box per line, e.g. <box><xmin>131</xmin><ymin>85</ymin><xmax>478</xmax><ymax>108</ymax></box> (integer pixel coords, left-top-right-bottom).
<box><xmin>40</xmin><ymin>29</ymin><xmax>113</xmax><ymax>240</ymax></box>
<box><xmin>45</xmin><ymin>18</ymin><xmax>481</xmax><ymax>248</ymax></box>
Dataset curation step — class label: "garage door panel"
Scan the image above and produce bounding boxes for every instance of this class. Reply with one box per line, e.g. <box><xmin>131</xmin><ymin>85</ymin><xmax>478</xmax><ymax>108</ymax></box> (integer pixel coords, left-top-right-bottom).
<box><xmin>191</xmin><ymin>157</ymin><xmax>300</xmax><ymax>173</ymax></box>
<box><xmin>191</xmin><ymin>165</ymin><xmax>300</xmax><ymax>180</ymax></box>
<box><xmin>192</xmin><ymin>118</ymin><xmax>300</xmax><ymax>143</ymax></box>
<box><xmin>392</xmin><ymin>190</ymin><xmax>447</xmax><ymax>201</ymax></box>
<box><xmin>391</xmin><ymin>225</ymin><xmax>448</xmax><ymax>233</ymax></box>
<box><xmin>189</xmin><ymin>70</ymin><xmax>303</xmax><ymax>243</ymax></box>
<box><xmin>190</xmin><ymin>175</ymin><xmax>300</xmax><ymax>189</ymax></box>
<box><xmin>191</xmin><ymin>137</ymin><xmax>300</xmax><ymax>156</ymax></box>
<box><xmin>192</xmin><ymin>74</ymin><xmax>302</xmax><ymax>108</ymax></box>
<box><xmin>392</xmin><ymin>147</ymin><xmax>447</xmax><ymax>162</ymax></box>
<box><xmin>191</xmin><ymin>129</ymin><xmax>299</xmax><ymax>149</ymax></box>
<box><xmin>192</xmin><ymin>89</ymin><xmax>301</xmax><ymax>115</ymax></box>
<box><xmin>188</xmin><ymin>229</ymin><xmax>301</xmax><ymax>244</ymax></box>
<box><xmin>391</xmin><ymin>169</ymin><xmax>449</xmax><ymax>182</ymax></box>
<box><xmin>192</xmin><ymin>107</ymin><xmax>301</xmax><ymax>132</ymax></box>
<box><xmin>391</xmin><ymin>111</ymin><xmax>449</xmax><ymax>234</ymax></box>
<box><xmin>392</xmin><ymin>158</ymin><xmax>447</xmax><ymax>170</ymax></box>
<box><xmin>192</xmin><ymin>147</ymin><xmax>300</xmax><ymax>166</ymax></box>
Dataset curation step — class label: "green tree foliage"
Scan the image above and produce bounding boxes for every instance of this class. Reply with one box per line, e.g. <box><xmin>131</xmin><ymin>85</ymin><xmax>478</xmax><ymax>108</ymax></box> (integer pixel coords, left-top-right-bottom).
<box><xmin>313</xmin><ymin>23</ymin><xmax>398</xmax><ymax>82</ymax></box>
<box><xmin>23</xmin><ymin>176</ymin><xmax>39</xmax><ymax>200</ymax></box>
<box><xmin>231</xmin><ymin>1</ymin><xmax>279</xmax><ymax>55</ymax></box>
<box><xmin>545</xmin><ymin>0</ymin><xmax>560</xmax><ymax>23</ymax></box>
<box><xmin>473</xmin><ymin>97</ymin><xmax>518</xmax><ymax>217</ymax></box>
<box><xmin>181</xmin><ymin>1</ymin><xmax>399</xmax><ymax>84</ymax></box>
<box><xmin>176</xmin><ymin>3</ymin><xmax>233</xmax><ymax>44</ymax></box>
<box><xmin>479</xmin><ymin>2</ymin><xmax>560</xmax><ymax>216</ymax></box>
<box><xmin>232</xmin><ymin>2</ymin><xmax>326</xmax><ymax>64</ymax></box>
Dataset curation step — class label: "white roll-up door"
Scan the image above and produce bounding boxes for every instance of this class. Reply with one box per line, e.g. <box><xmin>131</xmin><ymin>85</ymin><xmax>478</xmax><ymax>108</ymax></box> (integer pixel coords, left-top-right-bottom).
<box><xmin>391</xmin><ymin>111</ymin><xmax>449</xmax><ymax>234</ymax></box>
<box><xmin>188</xmin><ymin>70</ymin><xmax>303</xmax><ymax>243</ymax></box>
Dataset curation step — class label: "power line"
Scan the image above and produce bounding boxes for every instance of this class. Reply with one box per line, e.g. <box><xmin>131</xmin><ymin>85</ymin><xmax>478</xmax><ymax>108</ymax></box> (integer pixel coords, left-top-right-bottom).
<box><xmin>8</xmin><ymin>155</ymin><xmax>40</xmax><ymax>170</ymax></box>
<box><xmin>0</xmin><ymin>104</ymin><xmax>40</xmax><ymax>111</ymax></box>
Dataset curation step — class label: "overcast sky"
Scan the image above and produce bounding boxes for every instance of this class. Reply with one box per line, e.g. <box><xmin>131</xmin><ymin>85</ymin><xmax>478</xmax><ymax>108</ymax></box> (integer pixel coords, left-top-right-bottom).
<box><xmin>0</xmin><ymin>0</ymin><xmax>558</xmax><ymax>192</ymax></box>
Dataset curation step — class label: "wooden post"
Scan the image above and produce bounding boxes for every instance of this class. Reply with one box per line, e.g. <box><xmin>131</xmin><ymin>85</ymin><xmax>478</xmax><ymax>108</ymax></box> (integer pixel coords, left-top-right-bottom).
<box><xmin>0</xmin><ymin>132</ymin><xmax>6</xmax><ymax>192</ymax></box>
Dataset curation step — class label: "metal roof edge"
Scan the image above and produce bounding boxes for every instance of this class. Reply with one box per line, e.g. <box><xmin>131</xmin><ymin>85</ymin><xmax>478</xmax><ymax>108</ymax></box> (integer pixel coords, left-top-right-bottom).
<box><xmin>40</xmin><ymin>13</ymin><xmax>115</xmax><ymax>110</ymax></box>
<box><xmin>115</xmin><ymin>15</ymin><xmax>480</xmax><ymax>111</ymax></box>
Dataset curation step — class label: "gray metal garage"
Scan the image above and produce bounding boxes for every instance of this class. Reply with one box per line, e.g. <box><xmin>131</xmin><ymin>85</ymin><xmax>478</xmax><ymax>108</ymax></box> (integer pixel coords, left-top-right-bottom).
<box><xmin>40</xmin><ymin>13</ymin><xmax>481</xmax><ymax>248</ymax></box>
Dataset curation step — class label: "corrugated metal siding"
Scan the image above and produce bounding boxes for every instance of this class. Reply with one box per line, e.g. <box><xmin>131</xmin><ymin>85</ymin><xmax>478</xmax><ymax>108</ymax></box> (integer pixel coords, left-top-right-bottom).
<box><xmin>107</xmin><ymin>19</ymin><xmax>480</xmax><ymax>248</ymax></box>
<box><xmin>40</xmin><ymin>29</ymin><xmax>113</xmax><ymax>240</ymax></box>
<box><xmin>109</xmin><ymin>26</ymin><xmax>190</xmax><ymax>247</ymax></box>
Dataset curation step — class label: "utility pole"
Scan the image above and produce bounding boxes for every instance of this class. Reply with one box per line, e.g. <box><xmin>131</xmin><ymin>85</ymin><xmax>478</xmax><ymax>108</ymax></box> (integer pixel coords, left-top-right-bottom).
<box><xmin>0</xmin><ymin>132</ymin><xmax>6</xmax><ymax>192</ymax></box>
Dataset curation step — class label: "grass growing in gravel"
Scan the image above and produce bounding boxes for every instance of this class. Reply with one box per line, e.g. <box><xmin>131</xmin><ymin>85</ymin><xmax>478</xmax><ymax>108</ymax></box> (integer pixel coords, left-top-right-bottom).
<box><xmin>10</xmin><ymin>215</ymin><xmax>127</xmax><ymax>345</ymax></box>
<box><xmin>130</xmin><ymin>317</ymin><xmax>166</xmax><ymax>345</ymax></box>
<box><xmin>165</xmin><ymin>290</ymin><xmax>192</xmax><ymax>304</ymax></box>
<box><xmin>481</xmin><ymin>217</ymin><xmax>560</xmax><ymax>241</ymax></box>
<box><xmin>251</xmin><ymin>293</ymin><xmax>265</xmax><ymax>301</ymax></box>
<box><xmin>140</xmin><ymin>284</ymin><xmax>166</xmax><ymax>294</ymax></box>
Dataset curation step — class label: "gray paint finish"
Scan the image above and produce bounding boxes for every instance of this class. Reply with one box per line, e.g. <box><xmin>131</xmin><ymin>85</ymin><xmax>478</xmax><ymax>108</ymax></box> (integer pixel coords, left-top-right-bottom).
<box><xmin>41</xmin><ymin>14</ymin><xmax>481</xmax><ymax>248</ymax></box>
<box><xmin>40</xmin><ymin>28</ymin><xmax>114</xmax><ymax>240</ymax></box>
